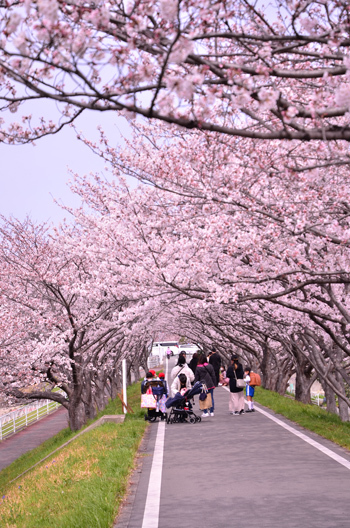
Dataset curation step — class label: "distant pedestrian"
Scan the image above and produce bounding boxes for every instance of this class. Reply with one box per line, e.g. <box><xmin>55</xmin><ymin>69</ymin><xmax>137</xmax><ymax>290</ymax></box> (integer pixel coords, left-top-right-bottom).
<box><xmin>244</xmin><ymin>368</ymin><xmax>255</xmax><ymax>413</ymax></box>
<box><xmin>219</xmin><ymin>366</ymin><xmax>228</xmax><ymax>386</ymax></box>
<box><xmin>188</xmin><ymin>352</ymin><xmax>198</xmax><ymax>375</ymax></box>
<box><xmin>179</xmin><ymin>350</ymin><xmax>187</xmax><ymax>362</ymax></box>
<box><xmin>194</xmin><ymin>353</ymin><xmax>216</xmax><ymax>417</ymax></box>
<box><xmin>209</xmin><ymin>347</ymin><xmax>221</xmax><ymax>386</ymax></box>
<box><xmin>226</xmin><ymin>355</ymin><xmax>245</xmax><ymax>415</ymax></box>
<box><xmin>166</xmin><ymin>347</ymin><xmax>172</xmax><ymax>360</ymax></box>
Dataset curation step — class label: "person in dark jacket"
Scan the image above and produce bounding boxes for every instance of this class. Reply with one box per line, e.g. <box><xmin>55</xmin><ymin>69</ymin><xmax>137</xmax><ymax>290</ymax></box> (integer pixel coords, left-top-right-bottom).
<box><xmin>141</xmin><ymin>371</ymin><xmax>154</xmax><ymax>394</ymax></box>
<box><xmin>209</xmin><ymin>347</ymin><xmax>221</xmax><ymax>386</ymax></box>
<box><xmin>194</xmin><ymin>353</ymin><xmax>216</xmax><ymax>417</ymax></box>
<box><xmin>226</xmin><ymin>355</ymin><xmax>245</xmax><ymax>415</ymax></box>
<box><xmin>188</xmin><ymin>352</ymin><xmax>198</xmax><ymax>375</ymax></box>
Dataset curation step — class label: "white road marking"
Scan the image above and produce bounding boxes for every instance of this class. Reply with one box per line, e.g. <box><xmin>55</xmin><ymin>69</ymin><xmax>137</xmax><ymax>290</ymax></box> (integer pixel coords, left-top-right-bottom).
<box><xmin>141</xmin><ymin>360</ymin><xmax>168</xmax><ymax>528</ymax></box>
<box><xmin>141</xmin><ymin>420</ymin><xmax>165</xmax><ymax>528</ymax></box>
<box><xmin>223</xmin><ymin>386</ymin><xmax>350</xmax><ymax>471</ymax></box>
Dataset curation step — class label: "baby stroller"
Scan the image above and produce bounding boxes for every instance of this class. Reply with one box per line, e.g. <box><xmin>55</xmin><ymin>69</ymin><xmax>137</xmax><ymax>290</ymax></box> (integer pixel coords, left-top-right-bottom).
<box><xmin>142</xmin><ymin>379</ymin><xmax>167</xmax><ymax>422</ymax></box>
<box><xmin>166</xmin><ymin>381</ymin><xmax>203</xmax><ymax>424</ymax></box>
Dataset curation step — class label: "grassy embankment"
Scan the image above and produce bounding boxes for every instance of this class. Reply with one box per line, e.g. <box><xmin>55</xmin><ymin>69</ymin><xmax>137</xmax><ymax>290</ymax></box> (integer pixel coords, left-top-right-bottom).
<box><xmin>0</xmin><ymin>382</ymin><xmax>147</xmax><ymax>528</ymax></box>
<box><xmin>255</xmin><ymin>386</ymin><xmax>350</xmax><ymax>451</ymax></box>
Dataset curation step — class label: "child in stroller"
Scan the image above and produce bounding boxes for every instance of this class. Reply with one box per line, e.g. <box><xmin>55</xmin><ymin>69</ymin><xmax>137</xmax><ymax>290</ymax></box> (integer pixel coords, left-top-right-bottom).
<box><xmin>141</xmin><ymin>372</ymin><xmax>168</xmax><ymax>422</ymax></box>
<box><xmin>166</xmin><ymin>381</ymin><xmax>203</xmax><ymax>424</ymax></box>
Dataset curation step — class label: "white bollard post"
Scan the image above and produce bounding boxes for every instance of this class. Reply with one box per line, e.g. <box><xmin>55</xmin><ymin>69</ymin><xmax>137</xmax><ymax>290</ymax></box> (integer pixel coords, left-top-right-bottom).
<box><xmin>122</xmin><ymin>359</ymin><xmax>127</xmax><ymax>414</ymax></box>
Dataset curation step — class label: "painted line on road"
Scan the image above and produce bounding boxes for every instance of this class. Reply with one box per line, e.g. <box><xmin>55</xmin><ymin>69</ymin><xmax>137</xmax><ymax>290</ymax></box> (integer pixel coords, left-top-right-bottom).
<box><xmin>141</xmin><ymin>359</ymin><xmax>168</xmax><ymax>528</ymax></box>
<box><xmin>141</xmin><ymin>420</ymin><xmax>165</xmax><ymax>528</ymax></box>
<box><xmin>222</xmin><ymin>386</ymin><xmax>350</xmax><ymax>471</ymax></box>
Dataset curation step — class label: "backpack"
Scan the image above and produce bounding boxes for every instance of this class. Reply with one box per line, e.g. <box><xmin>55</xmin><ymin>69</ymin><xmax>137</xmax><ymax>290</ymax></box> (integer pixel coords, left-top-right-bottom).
<box><xmin>249</xmin><ymin>372</ymin><xmax>261</xmax><ymax>387</ymax></box>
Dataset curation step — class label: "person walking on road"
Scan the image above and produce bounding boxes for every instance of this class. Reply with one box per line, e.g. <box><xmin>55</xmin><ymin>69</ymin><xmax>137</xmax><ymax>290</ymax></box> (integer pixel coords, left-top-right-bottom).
<box><xmin>171</xmin><ymin>355</ymin><xmax>195</xmax><ymax>384</ymax></box>
<box><xmin>194</xmin><ymin>353</ymin><xmax>216</xmax><ymax>417</ymax></box>
<box><xmin>244</xmin><ymin>367</ymin><xmax>256</xmax><ymax>413</ymax></box>
<box><xmin>226</xmin><ymin>355</ymin><xmax>245</xmax><ymax>415</ymax></box>
<box><xmin>209</xmin><ymin>347</ymin><xmax>221</xmax><ymax>386</ymax></box>
<box><xmin>188</xmin><ymin>352</ymin><xmax>198</xmax><ymax>375</ymax></box>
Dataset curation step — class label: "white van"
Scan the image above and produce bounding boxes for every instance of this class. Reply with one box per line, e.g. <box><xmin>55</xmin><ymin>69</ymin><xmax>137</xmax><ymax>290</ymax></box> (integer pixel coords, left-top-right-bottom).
<box><xmin>178</xmin><ymin>343</ymin><xmax>199</xmax><ymax>355</ymax></box>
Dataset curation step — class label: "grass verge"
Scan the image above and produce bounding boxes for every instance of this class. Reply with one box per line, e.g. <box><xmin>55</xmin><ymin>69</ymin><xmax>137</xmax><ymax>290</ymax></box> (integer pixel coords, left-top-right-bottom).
<box><xmin>255</xmin><ymin>387</ymin><xmax>350</xmax><ymax>451</ymax></box>
<box><xmin>0</xmin><ymin>382</ymin><xmax>147</xmax><ymax>528</ymax></box>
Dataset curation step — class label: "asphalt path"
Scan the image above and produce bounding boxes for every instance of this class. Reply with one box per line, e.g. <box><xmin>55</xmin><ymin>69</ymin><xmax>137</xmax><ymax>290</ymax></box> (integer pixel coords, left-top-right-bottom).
<box><xmin>115</xmin><ymin>357</ymin><xmax>350</xmax><ymax>528</ymax></box>
<box><xmin>0</xmin><ymin>406</ymin><xmax>68</xmax><ymax>471</ymax></box>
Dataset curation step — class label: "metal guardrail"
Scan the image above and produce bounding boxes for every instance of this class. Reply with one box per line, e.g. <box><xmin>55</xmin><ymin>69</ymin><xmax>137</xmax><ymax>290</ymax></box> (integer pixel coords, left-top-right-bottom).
<box><xmin>0</xmin><ymin>399</ymin><xmax>61</xmax><ymax>441</ymax></box>
<box><xmin>287</xmin><ymin>387</ymin><xmax>325</xmax><ymax>406</ymax></box>
<box><xmin>311</xmin><ymin>391</ymin><xmax>325</xmax><ymax>406</ymax></box>
<box><xmin>147</xmin><ymin>355</ymin><xmax>162</xmax><ymax>368</ymax></box>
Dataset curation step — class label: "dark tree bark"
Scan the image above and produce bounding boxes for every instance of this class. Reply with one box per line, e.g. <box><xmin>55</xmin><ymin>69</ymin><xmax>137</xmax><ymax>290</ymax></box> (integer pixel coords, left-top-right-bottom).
<box><xmin>324</xmin><ymin>383</ymin><xmax>337</xmax><ymax>414</ymax></box>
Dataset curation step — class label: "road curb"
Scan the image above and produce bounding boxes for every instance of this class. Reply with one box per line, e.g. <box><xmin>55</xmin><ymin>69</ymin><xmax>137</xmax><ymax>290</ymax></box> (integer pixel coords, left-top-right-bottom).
<box><xmin>113</xmin><ymin>424</ymin><xmax>152</xmax><ymax>528</ymax></box>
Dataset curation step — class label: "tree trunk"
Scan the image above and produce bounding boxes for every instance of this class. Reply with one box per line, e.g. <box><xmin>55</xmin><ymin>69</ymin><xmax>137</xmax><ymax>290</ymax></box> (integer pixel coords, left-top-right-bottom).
<box><xmin>108</xmin><ymin>370</ymin><xmax>122</xmax><ymax>400</ymax></box>
<box><xmin>141</xmin><ymin>357</ymin><xmax>148</xmax><ymax>374</ymax></box>
<box><xmin>260</xmin><ymin>342</ymin><xmax>278</xmax><ymax>390</ymax></box>
<box><xmin>127</xmin><ymin>360</ymin><xmax>132</xmax><ymax>386</ymax></box>
<box><xmin>335</xmin><ymin>372</ymin><xmax>349</xmax><ymax>422</ymax></box>
<box><xmin>295</xmin><ymin>368</ymin><xmax>312</xmax><ymax>404</ymax></box>
<box><xmin>94</xmin><ymin>379</ymin><xmax>108</xmax><ymax>412</ymax></box>
<box><xmin>323</xmin><ymin>382</ymin><xmax>337</xmax><ymax>414</ymax></box>
<box><xmin>82</xmin><ymin>374</ymin><xmax>97</xmax><ymax>420</ymax></box>
<box><xmin>276</xmin><ymin>371</ymin><xmax>291</xmax><ymax>396</ymax></box>
<box><xmin>290</xmin><ymin>343</ymin><xmax>313</xmax><ymax>404</ymax></box>
<box><xmin>338</xmin><ymin>395</ymin><xmax>349</xmax><ymax>422</ymax></box>
<box><xmin>132</xmin><ymin>358</ymin><xmax>141</xmax><ymax>383</ymax></box>
<box><xmin>68</xmin><ymin>399</ymin><xmax>86</xmax><ymax>431</ymax></box>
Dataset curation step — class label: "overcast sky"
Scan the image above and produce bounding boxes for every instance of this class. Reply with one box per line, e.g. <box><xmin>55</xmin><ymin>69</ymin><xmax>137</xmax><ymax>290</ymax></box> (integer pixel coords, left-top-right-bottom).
<box><xmin>0</xmin><ymin>111</ymin><xmax>131</xmax><ymax>225</ymax></box>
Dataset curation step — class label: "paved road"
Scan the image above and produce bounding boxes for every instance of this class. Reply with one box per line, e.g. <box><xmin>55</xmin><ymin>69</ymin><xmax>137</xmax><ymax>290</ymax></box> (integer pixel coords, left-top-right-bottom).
<box><xmin>116</xmin><ymin>358</ymin><xmax>350</xmax><ymax>528</ymax></box>
<box><xmin>2</xmin><ymin>359</ymin><xmax>350</xmax><ymax>527</ymax></box>
<box><xmin>0</xmin><ymin>406</ymin><xmax>68</xmax><ymax>471</ymax></box>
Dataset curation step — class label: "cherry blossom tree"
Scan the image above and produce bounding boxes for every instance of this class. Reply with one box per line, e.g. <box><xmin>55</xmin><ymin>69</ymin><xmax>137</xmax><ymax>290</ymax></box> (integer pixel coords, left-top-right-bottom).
<box><xmin>0</xmin><ymin>216</ymin><xmax>157</xmax><ymax>429</ymax></box>
<box><xmin>66</xmin><ymin>123</ymin><xmax>350</xmax><ymax>417</ymax></box>
<box><xmin>3</xmin><ymin>152</ymin><xmax>350</xmax><ymax>421</ymax></box>
<box><xmin>3</xmin><ymin>79</ymin><xmax>350</xmax><ymax>425</ymax></box>
<box><xmin>1</xmin><ymin>1</ymin><xmax>350</xmax><ymax>144</ymax></box>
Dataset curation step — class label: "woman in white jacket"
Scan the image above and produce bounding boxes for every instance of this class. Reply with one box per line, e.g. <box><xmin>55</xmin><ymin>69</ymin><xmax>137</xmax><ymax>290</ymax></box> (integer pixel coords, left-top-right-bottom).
<box><xmin>170</xmin><ymin>355</ymin><xmax>195</xmax><ymax>385</ymax></box>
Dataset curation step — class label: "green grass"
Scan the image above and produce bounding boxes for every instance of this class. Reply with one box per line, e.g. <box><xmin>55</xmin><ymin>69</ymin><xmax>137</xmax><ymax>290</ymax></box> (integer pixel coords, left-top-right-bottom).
<box><xmin>255</xmin><ymin>387</ymin><xmax>350</xmax><ymax>451</ymax></box>
<box><xmin>0</xmin><ymin>382</ymin><xmax>148</xmax><ymax>528</ymax></box>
